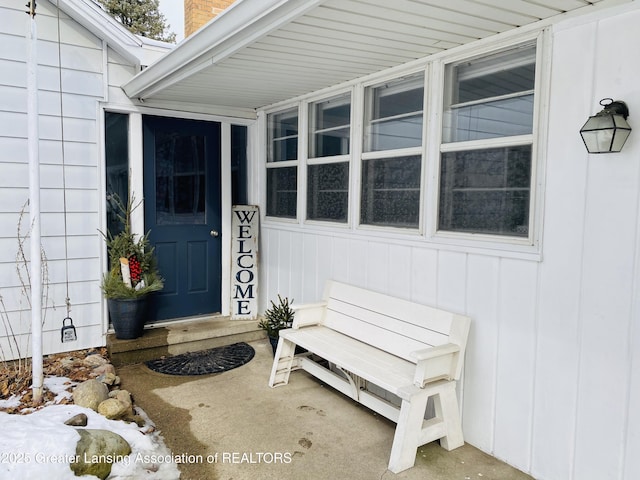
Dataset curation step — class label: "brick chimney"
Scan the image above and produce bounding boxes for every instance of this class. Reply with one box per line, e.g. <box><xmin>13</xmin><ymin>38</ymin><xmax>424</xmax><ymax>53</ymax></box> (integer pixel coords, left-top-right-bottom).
<box><xmin>184</xmin><ymin>0</ymin><xmax>237</xmax><ymax>37</ymax></box>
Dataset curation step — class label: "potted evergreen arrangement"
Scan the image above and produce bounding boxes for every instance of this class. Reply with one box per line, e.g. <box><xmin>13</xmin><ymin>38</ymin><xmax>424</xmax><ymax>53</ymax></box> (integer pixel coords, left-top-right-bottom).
<box><xmin>259</xmin><ymin>295</ymin><xmax>295</xmax><ymax>354</ymax></box>
<box><xmin>101</xmin><ymin>194</ymin><xmax>163</xmax><ymax>339</ymax></box>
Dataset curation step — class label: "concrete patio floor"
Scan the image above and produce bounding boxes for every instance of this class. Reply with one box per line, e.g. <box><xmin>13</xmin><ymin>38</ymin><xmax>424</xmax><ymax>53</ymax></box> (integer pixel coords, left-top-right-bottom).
<box><xmin>118</xmin><ymin>338</ymin><xmax>534</xmax><ymax>480</ymax></box>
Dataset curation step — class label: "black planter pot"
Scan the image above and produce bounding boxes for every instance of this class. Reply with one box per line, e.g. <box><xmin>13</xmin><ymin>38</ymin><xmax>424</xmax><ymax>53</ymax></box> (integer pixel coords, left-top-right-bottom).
<box><xmin>268</xmin><ymin>335</ymin><xmax>307</xmax><ymax>356</ymax></box>
<box><xmin>269</xmin><ymin>336</ymin><xmax>279</xmax><ymax>355</ymax></box>
<box><xmin>107</xmin><ymin>296</ymin><xmax>149</xmax><ymax>339</ymax></box>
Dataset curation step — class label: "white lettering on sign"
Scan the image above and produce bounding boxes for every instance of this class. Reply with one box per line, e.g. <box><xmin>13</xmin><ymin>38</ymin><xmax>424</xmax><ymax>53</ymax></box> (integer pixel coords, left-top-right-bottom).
<box><xmin>231</xmin><ymin>205</ymin><xmax>259</xmax><ymax>319</ymax></box>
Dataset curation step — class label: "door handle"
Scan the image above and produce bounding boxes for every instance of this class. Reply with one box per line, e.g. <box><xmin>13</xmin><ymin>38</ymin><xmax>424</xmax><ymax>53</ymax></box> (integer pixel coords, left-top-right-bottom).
<box><xmin>210</xmin><ymin>230</ymin><xmax>219</xmax><ymax>237</ymax></box>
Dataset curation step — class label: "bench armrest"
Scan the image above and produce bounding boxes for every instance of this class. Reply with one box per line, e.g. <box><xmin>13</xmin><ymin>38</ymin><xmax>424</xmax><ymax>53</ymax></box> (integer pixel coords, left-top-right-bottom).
<box><xmin>410</xmin><ymin>343</ymin><xmax>461</xmax><ymax>387</ymax></box>
<box><xmin>291</xmin><ymin>302</ymin><xmax>326</xmax><ymax>328</ymax></box>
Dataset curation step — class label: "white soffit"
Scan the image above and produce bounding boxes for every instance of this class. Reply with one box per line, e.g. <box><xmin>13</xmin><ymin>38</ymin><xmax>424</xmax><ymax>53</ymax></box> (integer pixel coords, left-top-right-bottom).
<box><xmin>122</xmin><ymin>0</ymin><xmax>627</xmax><ymax>112</ymax></box>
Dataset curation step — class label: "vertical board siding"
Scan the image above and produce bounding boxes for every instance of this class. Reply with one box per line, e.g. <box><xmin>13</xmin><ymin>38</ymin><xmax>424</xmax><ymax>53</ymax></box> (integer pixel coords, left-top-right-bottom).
<box><xmin>410</xmin><ymin>247</ymin><xmax>438</xmax><ymax>306</ymax></box>
<box><xmin>463</xmin><ymin>255</ymin><xmax>500</xmax><ymax>453</ymax></box>
<box><xmin>276</xmin><ymin>230</ymin><xmax>293</xmax><ymax>297</ymax></box>
<box><xmin>264</xmin><ymin>228</ymin><xmax>280</xmax><ymax>306</ymax></box>
<box><xmin>530</xmin><ymin>20</ymin><xmax>592</xmax><ymax>480</ymax></box>
<box><xmin>625</xmin><ymin>288</ymin><xmax>640</xmax><ymax>479</ymax></box>
<box><xmin>331</xmin><ymin>236</ymin><xmax>350</xmax><ymax>284</ymax></box>
<box><xmin>348</xmin><ymin>238</ymin><xmax>368</xmax><ymax>288</ymax></box>
<box><xmin>366</xmin><ymin>242</ymin><xmax>389</xmax><ymax>293</ymax></box>
<box><xmin>301</xmin><ymin>233</ymin><xmax>317</xmax><ymax>301</ymax></box>
<box><xmin>571</xmin><ymin>9</ymin><xmax>640</xmax><ymax>480</ymax></box>
<box><xmin>388</xmin><ymin>244</ymin><xmax>412</xmax><ymax>299</ymax></box>
<box><xmin>493</xmin><ymin>259</ymin><xmax>538</xmax><ymax>472</ymax></box>
<box><xmin>435</xmin><ymin>251</ymin><xmax>467</xmax><ymax>312</ymax></box>
<box><xmin>288</xmin><ymin>231</ymin><xmax>305</xmax><ymax>306</ymax></box>
<box><xmin>574</xmin><ymin>142</ymin><xmax>638</xmax><ymax>473</ymax></box>
<box><xmin>316</xmin><ymin>235</ymin><xmax>333</xmax><ymax>298</ymax></box>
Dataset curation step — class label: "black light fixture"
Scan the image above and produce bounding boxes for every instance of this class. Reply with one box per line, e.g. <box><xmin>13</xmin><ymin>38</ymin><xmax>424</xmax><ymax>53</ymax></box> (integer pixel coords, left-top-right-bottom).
<box><xmin>580</xmin><ymin>98</ymin><xmax>632</xmax><ymax>153</ymax></box>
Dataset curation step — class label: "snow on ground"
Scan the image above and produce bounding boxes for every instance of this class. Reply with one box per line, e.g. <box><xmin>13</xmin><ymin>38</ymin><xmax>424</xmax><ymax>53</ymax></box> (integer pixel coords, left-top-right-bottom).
<box><xmin>0</xmin><ymin>375</ymin><xmax>76</xmax><ymax>412</ymax></box>
<box><xmin>0</xmin><ymin>379</ymin><xmax>180</xmax><ymax>480</ymax></box>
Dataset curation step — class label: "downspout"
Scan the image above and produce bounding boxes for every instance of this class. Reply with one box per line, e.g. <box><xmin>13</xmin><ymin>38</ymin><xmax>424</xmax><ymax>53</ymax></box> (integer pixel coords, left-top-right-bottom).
<box><xmin>27</xmin><ymin>0</ymin><xmax>43</xmax><ymax>404</ymax></box>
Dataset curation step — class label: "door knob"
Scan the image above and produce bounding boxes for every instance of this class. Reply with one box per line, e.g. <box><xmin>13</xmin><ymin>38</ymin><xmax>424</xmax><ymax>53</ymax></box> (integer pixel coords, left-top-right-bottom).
<box><xmin>210</xmin><ymin>230</ymin><xmax>219</xmax><ymax>237</ymax></box>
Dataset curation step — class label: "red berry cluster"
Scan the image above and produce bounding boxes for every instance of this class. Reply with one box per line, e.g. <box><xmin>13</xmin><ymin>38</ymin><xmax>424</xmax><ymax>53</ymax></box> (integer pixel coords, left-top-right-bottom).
<box><xmin>129</xmin><ymin>256</ymin><xmax>142</xmax><ymax>284</ymax></box>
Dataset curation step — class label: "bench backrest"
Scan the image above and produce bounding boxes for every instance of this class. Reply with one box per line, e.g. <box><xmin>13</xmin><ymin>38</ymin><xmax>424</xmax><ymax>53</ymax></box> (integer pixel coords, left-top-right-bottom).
<box><xmin>320</xmin><ymin>281</ymin><xmax>470</xmax><ymax>380</ymax></box>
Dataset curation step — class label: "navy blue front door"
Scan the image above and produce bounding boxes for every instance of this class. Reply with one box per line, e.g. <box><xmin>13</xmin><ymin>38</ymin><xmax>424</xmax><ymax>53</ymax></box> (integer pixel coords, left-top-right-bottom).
<box><xmin>143</xmin><ymin>116</ymin><xmax>221</xmax><ymax>320</ymax></box>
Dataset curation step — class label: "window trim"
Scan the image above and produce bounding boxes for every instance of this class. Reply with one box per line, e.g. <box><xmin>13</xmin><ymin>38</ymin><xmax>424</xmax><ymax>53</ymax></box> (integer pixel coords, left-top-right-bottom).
<box><xmin>358</xmin><ymin>71</ymin><xmax>428</xmax><ymax>231</ymax></box>
<box><xmin>362</xmin><ymin>73</ymin><xmax>426</xmax><ymax>154</ymax></box>
<box><xmin>425</xmin><ymin>32</ymin><xmax>549</xmax><ymax>251</ymax></box>
<box><xmin>308</xmin><ymin>92</ymin><xmax>352</xmax><ymax>161</ymax></box>
<box><xmin>265</xmin><ymin>105</ymin><xmax>301</xmax><ymax>221</ymax></box>
<box><xmin>305</xmin><ymin>92</ymin><xmax>353</xmax><ymax>224</ymax></box>
<box><xmin>439</xmin><ymin>134</ymin><xmax>533</xmax><ymax>153</ymax></box>
<box><xmin>267</xmin><ymin>106</ymin><xmax>299</xmax><ymax>164</ymax></box>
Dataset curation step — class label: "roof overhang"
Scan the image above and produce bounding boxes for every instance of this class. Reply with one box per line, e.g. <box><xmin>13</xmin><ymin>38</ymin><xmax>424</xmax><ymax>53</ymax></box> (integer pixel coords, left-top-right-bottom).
<box><xmin>122</xmin><ymin>0</ymin><xmax>633</xmax><ymax>116</ymax></box>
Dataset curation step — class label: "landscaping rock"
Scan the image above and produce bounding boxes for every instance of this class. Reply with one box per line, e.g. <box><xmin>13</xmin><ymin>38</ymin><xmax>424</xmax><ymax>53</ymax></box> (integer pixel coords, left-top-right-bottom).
<box><xmin>97</xmin><ymin>390</ymin><xmax>132</xmax><ymax>417</ymax></box>
<box><xmin>84</xmin><ymin>354</ymin><xmax>108</xmax><ymax>367</ymax></box>
<box><xmin>71</xmin><ymin>429</ymin><xmax>131</xmax><ymax>480</ymax></box>
<box><xmin>64</xmin><ymin>413</ymin><xmax>88</xmax><ymax>427</ymax></box>
<box><xmin>92</xmin><ymin>363</ymin><xmax>116</xmax><ymax>376</ymax></box>
<box><xmin>60</xmin><ymin>357</ymin><xmax>78</xmax><ymax>369</ymax></box>
<box><xmin>110</xmin><ymin>389</ymin><xmax>132</xmax><ymax>408</ymax></box>
<box><xmin>97</xmin><ymin>372</ymin><xmax>117</xmax><ymax>386</ymax></box>
<box><xmin>73</xmin><ymin>379</ymin><xmax>109</xmax><ymax>411</ymax></box>
<box><xmin>97</xmin><ymin>398</ymin><xmax>129</xmax><ymax>420</ymax></box>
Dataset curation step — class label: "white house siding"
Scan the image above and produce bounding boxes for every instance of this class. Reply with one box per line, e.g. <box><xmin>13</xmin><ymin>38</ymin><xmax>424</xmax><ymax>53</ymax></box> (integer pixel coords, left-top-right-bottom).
<box><xmin>107</xmin><ymin>48</ymin><xmax>139</xmax><ymax>105</ymax></box>
<box><xmin>0</xmin><ymin>0</ymin><xmax>136</xmax><ymax>360</ymax></box>
<box><xmin>257</xmin><ymin>4</ymin><xmax>640</xmax><ymax>480</ymax></box>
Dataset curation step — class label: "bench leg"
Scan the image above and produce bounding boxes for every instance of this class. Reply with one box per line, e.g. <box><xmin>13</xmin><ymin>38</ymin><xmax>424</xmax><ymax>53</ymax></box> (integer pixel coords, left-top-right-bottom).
<box><xmin>388</xmin><ymin>381</ymin><xmax>464</xmax><ymax>473</ymax></box>
<box><xmin>388</xmin><ymin>391</ymin><xmax>430</xmax><ymax>473</ymax></box>
<box><xmin>268</xmin><ymin>337</ymin><xmax>296</xmax><ymax>387</ymax></box>
<box><xmin>434</xmin><ymin>381</ymin><xmax>464</xmax><ymax>451</ymax></box>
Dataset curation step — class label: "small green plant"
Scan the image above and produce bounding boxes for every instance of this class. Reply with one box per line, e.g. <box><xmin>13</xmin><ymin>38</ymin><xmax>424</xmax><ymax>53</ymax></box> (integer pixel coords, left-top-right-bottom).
<box><xmin>258</xmin><ymin>295</ymin><xmax>294</xmax><ymax>338</ymax></box>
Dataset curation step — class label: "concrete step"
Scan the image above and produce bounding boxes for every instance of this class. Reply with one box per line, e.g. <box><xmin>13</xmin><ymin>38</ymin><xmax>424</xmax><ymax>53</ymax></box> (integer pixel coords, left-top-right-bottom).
<box><xmin>107</xmin><ymin>316</ymin><xmax>265</xmax><ymax>367</ymax></box>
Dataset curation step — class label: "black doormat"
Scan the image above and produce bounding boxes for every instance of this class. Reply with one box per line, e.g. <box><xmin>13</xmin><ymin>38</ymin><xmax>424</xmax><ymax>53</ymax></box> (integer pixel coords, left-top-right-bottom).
<box><xmin>145</xmin><ymin>342</ymin><xmax>255</xmax><ymax>376</ymax></box>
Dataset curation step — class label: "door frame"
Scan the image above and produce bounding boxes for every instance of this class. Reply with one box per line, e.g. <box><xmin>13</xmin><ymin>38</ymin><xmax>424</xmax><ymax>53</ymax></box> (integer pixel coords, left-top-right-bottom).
<box><xmin>100</xmin><ymin>106</ymin><xmax>256</xmax><ymax>328</ymax></box>
<box><xmin>143</xmin><ymin>115</ymin><xmax>222</xmax><ymax>320</ymax></box>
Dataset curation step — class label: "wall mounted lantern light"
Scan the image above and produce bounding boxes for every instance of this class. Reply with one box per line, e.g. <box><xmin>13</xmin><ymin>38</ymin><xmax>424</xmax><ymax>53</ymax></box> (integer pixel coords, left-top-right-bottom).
<box><xmin>580</xmin><ymin>98</ymin><xmax>632</xmax><ymax>153</ymax></box>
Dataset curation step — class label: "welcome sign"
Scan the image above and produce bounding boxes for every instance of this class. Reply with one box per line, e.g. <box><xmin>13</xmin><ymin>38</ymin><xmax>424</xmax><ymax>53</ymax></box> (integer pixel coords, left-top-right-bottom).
<box><xmin>230</xmin><ymin>205</ymin><xmax>259</xmax><ymax>320</ymax></box>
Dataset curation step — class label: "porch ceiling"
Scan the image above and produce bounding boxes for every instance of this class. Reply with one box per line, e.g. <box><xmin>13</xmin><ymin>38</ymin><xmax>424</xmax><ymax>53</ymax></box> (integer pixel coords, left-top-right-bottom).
<box><xmin>122</xmin><ymin>0</ymin><xmax>626</xmax><ymax>114</ymax></box>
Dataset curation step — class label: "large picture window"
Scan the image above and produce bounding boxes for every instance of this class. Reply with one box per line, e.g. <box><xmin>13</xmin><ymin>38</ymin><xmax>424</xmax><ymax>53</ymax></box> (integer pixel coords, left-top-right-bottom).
<box><xmin>439</xmin><ymin>45</ymin><xmax>536</xmax><ymax>238</ymax></box>
<box><xmin>361</xmin><ymin>74</ymin><xmax>424</xmax><ymax>228</ymax></box>
<box><xmin>267</xmin><ymin>108</ymin><xmax>298</xmax><ymax>218</ymax></box>
<box><xmin>307</xmin><ymin>93</ymin><xmax>351</xmax><ymax>222</ymax></box>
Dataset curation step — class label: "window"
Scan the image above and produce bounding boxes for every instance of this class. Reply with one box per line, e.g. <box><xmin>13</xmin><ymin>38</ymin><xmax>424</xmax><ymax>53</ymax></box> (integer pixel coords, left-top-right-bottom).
<box><xmin>439</xmin><ymin>45</ymin><xmax>536</xmax><ymax>237</ymax></box>
<box><xmin>104</xmin><ymin>112</ymin><xmax>129</xmax><ymax>236</ymax></box>
<box><xmin>267</xmin><ymin>108</ymin><xmax>298</xmax><ymax>218</ymax></box>
<box><xmin>307</xmin><ymin>93</ymin><xmax>351</xmax><ymax>222</ymax></box>
<box><xmin>231</xmin><ymin>125</ymin><xmax>248</xmax><ymax>205</ymax></box>
<box><xmin>361</xmin><ymin>74</ymin><xmax>424</xmax><ymax>228</ymax></box>
<box><xmin>154</xmin><ymin>130</ymin><xmax>207</xmax><ymax>225</ymax></box>
<box><xmin>361</xmin><ymin>155</ymin><xmax>422</xmax><ymax>227</ymax></box>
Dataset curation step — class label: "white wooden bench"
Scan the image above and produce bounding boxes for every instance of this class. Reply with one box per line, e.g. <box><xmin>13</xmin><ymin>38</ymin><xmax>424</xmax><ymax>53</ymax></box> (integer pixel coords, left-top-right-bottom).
<box><xmin>268</xmin><ymin>281</ymin><xmax>471</xmax><ymax>473</ymax></box>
